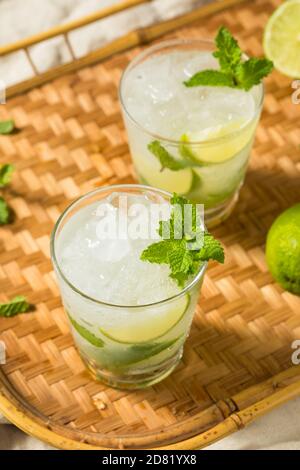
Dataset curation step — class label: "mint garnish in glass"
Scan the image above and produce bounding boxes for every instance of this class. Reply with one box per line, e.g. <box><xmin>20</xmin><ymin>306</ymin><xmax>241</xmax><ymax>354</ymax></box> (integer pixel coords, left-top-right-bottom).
<box><xmin>184</xmin><ymin>26</ymin><xmax>273</xmax><ymax>90</ymax></box>
<box><xmin>141</xmin><ymin>193</ymin><xmax>224</xmax><ymax>287</ymax></box>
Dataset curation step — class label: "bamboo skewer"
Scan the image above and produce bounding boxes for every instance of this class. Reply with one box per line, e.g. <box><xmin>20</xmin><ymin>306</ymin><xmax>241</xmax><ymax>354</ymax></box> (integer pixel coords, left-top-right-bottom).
<box><xmin>5</xmin><ymin>0</ymin><xmax>248</xmax><ymax>99</ymax></box>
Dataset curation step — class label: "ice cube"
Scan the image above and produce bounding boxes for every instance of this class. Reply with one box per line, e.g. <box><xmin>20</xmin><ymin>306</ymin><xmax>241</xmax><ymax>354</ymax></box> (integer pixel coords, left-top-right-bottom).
<box><xmin>95</xmin><ymin>238</ymin><xmax>131</xmax><ymax>263</ymax></box>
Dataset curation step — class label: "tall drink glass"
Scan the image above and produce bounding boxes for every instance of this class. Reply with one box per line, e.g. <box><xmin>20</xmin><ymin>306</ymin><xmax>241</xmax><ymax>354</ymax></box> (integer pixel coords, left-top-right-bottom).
<box><xmin>120</xmin><ymin>39</ymin><xmax>264</xmax><ymax>227</ymax></box>
<box><xmin>51</xmin><ymin>185</ymin><xmax>206</xmax><ymax>389</ymax></box>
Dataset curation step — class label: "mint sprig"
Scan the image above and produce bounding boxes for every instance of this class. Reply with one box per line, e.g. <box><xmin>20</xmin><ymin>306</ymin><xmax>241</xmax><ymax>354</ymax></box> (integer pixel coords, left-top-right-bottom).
<box><xmin>184</xmin><ymin>26</ymin><xmax>273</xmax><ymax>91</ymax></box>
<box><xmin>0</xmin><ymin>197</ymin><xmax>9</xmax><ymax>225</ymax></box>
<box><xmin>0</xmin><ymin>296</ymin><xmax>30</xmax><ymax>317</ymax></box>
<box><xmin>141</xmin><ymin>194</ymin><xmax>224</xmax><ymax>286</ymax></box>
<box><xmin>0</xmin><ymin>120</ymin><xmax>15</xmax><ymax>135</ymax></box>
<box><xmin>185</xmin><ymin>69</ymin><xmax>235</xmax><ymax>88</ymax></box>
<box><xmin>0</xmin><ymin>163</ymin><xmax>14</xmax><ymax>224</ymax></box>
<box><xmin>148</xmin><ymin>141</ymin><xmax>190</xmax><ymax>171</ymax></box>
<box><xmin>148</xmin><ymin>139</ymin><xmax>201</xmax><ymax>172</ymax></box>
<box><xmin>214</xmin><ymin>26</ymin><xmax>242</xmax><ymax>75</ymax></box>
<box><xmin>234</xmin><ymin>57</ymin><xmax>274</xmax><ymax>91</ymax></box>
<box><xmin>0</xmin><ymin>164</ymin><xmax>14</xmax><ymax>188</ymax></box>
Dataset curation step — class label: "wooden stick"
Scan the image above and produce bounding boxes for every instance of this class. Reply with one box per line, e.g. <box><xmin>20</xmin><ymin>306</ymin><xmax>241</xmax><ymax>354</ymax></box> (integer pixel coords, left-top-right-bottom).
<box><xmin>0</xmin><ymin>0</ymin><xmax>151</xmax><ymax>56</ymax></box>
<box><xmin>5</xmin><ymin>0</ymin><xmax>248</xmax><ymax>99</ymax></box>
<box><xmin>181</xmin><ymin>380</ymin><xmax>300</xmax><ymax>450</ymax></box>
<box><xmin>24</xmin><ymin>48</ymin><xmax>39</xmax><ymax>76</ymax></box>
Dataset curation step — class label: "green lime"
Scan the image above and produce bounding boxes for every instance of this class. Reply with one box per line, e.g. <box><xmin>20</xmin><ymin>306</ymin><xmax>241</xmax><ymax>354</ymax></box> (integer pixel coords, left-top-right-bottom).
<box><xmin>264</xmin><ymin>0</ymin><xmax>300</xmax><ymax>78</ymax></box>
<box><xmin>266</xmin><ymin>204</ymin><xmax>300</xmax><ymax>295</ymax></box>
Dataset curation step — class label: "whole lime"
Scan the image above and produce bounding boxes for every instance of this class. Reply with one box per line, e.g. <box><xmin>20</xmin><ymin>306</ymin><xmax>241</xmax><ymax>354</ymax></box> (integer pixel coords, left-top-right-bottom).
<box><xmin>266</xmin><ymin>204</ymin><xmax>300</xmax><ymax>296</ymax></box>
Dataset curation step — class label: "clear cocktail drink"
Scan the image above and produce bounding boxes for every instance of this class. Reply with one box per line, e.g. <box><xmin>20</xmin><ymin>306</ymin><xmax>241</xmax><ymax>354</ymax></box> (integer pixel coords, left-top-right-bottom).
<box><xmin>51</xmin><ymin>185</ymin><xmax>206</xmax><ymax>389</ymax></box>
<box><xmin>120</xmin><ymin>39</ymin><xmax>264</xmax><ymax>227</ymax></box>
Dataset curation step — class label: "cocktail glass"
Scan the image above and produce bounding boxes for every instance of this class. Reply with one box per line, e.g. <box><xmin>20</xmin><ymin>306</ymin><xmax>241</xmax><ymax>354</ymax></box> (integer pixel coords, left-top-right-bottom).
<box><xmin>51</xmin><ymin>185</ymin><xmax>206</xmax><ymax>389</ymax></box>
<box><xmin>119</xmin><ymin>39</ymin><xmax>264</xmax><ymax>227</ymax></box>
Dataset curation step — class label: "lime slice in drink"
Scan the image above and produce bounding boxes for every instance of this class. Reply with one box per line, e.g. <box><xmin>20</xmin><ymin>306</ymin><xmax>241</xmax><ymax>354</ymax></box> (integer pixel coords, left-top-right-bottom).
<box><xmin>100</xmin><ymin>294</ymin><xmax>190</xmax><ymax>344</ymax></box>
<box><xmin>184</xmin><ymin>119</ymin><xmax>256</xmax><ymax>164</ymax></box>
<box><xmin>134</xmin><ymin>146</ymin><xmax>193</xmax><ymax>194</ymax></box>
<box><xmin>264</xmin><ymin>0</ymin><xmax>300</xmax><ymax>78</ymax></box>
<box><xmin>108</xmin><ymin>337</ymin><xmax>182</xmax><ymax>370</ymax></box>
<box><xmin>138</xmin><ymin>165</ymin><xmax>193</xmax><ymax>195</ymax></box>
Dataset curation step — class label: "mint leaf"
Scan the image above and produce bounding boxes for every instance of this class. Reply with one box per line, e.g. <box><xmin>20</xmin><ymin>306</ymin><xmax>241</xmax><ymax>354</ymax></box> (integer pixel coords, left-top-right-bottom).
<box><xmin>213</xmin><ymin>26</ymin><xmax>242</xmax><ymax>75</ymax></box>
<box><xmin>0</xmin><ymin>197</ymin><xmax>9</xmax><ymax>225</ymax></box>
<box><xmin>0</xmin><ymin>296</ymin><xmax>30</xmax><ymax>317</ymax></box>
<box><xmin>0</xmin><ymin>120</ymin><xmax>15</xmax><ymax>135</ymax></box>
<box><xmin>0</xmin><ymin>164</ymin><xmax>14</xmax><ymax>187</ymax></box>
<box><xmin>235</xmin><ymin>58</ymin><xmax>274</xmax><ymax>91</ymax></box>
<box><xmin>184</xmin><ymin>70</ymin><xmax>235</xmax><ymax>88</ymax></box>
<box><xmin>148</xmin><ymin>141</ymin><xmax>189</xmax><ymax>171</ymax></box>
<box><xmin>148</xmin><ymin>141</ymin><xmax>203</xmax><ymax>172</ymax></box>
<box><xmin>169</xmin><ymin>242</ymin><xmax>193</xmax><ymax>275</ymax></box>
<box><xmin>171</xmin><ymin>193</ymin><xmax>189</xmax><ymax>208</ymax></box>
<box><xmin>184</xmin><ymin>26</ymin><xmax>273</xmax><ymax>91</ymax></box>
<box><xmin>141</xmin><ymin>194</ymin><xmax>225</xmax><ymax>286</ymax></box>
<box><xmin>140</xmin><ymin>240</ymin><xmax>174</xmax><ymax>264</ymax></box>
<box><xmin>196</xmin><ymin>233</ymin><xmax>225</xmax><ymax>264</ymax></box>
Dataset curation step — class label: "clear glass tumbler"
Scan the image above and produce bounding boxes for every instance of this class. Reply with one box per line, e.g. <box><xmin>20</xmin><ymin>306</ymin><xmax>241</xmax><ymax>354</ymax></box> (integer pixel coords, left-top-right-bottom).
<box><xmin>51</xmin><ymin>185</ymin><xmax>206</xmax><ymax>389</ymax></box>
<box><xmin>119</xmin><ymin>39</ymin><xmax>264</xmax><ymax>227</ymax></box>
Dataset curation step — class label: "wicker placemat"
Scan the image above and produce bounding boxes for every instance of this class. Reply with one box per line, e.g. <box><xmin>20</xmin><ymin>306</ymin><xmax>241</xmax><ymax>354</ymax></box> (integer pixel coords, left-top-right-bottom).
<box><xmin>0</xmin><ymin>0</ymin><xmax>300</xmax><ymax>450</ymax></box>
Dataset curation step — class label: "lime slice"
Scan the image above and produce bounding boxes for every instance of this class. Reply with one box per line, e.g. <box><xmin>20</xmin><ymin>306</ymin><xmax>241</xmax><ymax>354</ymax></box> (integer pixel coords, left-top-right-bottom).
<box><xmin>185</xmin><ymin>170</ymin><xmax>202</xmax><ymax>201</ymax></box>
<box><xmin>134</xmin><ymin>149</ymin><xmax>193</xmax><ymax>194</ymax></box>
<box><xmin>108</xmin><ymin>337</ymin><xmax>182</xmax><ymax>370</ymax></box>
<box><xmin>100</xmin><ymin>294</ymin><xmax>190</xmax><ymax>344</ymax></box>
<box><xmin>184</xmin><ymin>119</ymin><xmax>256</xmax><ymax>164</ymax></box>
<box><xmin>264</xmin><ymin>0</ymin><xmax>300</xmax><ymax>78</ymax></box>
<box><xmin>139</xmin><ymin>166</ymin><xmax>193</xmax><ymax>195</ymax></box>
<box><xmin>84</xmin><ymin>337</ymin><xmax>182</xmax><ymax>373</ymax></box>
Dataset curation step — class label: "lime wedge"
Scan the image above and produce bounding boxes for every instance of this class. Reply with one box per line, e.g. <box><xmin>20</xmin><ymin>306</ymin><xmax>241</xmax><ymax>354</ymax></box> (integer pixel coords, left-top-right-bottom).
<box><xmin>100</xmin><ymin>294</ymin><xmax>190</xmax><ymax>344</ymax></box>
<box><xmin>185</xmin><ymin>119</ymin><xmax>256</xmax><ymax>164</ymax></box>
<box><xmin>185</xmin><ymin>170</ymin><xmax>202</xmax><ymax>200</ymax></box>
<box><xmin>139</xmin><ymin>166</ymin><xmax>193</xmax><ymax>195</ymax></box>
<box><xmin>85</xmin><ymin>336</ymin><xmax>182</xmax><ymax>373</ymax></box>
<box><xmin>133</xmin><ymin>148</ymin><xmax>193</xmax><ymax>194</ymax></box>
<box><xmin>108</xmin><ymin>337</ymin><xmax>182</xmax><ymax>369</ymax></box>
<box><xmin>264</xmin><ymin>0</ymin><xmax>300</xmax><ymax>78</ymax></box>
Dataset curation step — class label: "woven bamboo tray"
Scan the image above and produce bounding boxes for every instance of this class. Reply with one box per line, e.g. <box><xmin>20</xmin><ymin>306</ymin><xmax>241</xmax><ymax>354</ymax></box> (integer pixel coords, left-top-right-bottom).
<box><xmin>0</xmin><ymin>0</ymin><xmax>300</xmax><ymax>450</ymax></box>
